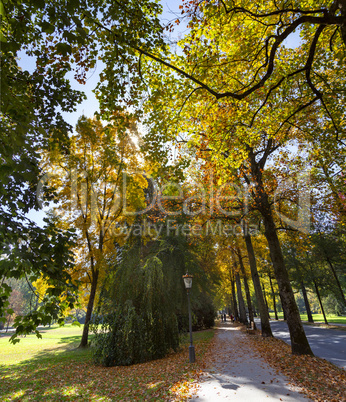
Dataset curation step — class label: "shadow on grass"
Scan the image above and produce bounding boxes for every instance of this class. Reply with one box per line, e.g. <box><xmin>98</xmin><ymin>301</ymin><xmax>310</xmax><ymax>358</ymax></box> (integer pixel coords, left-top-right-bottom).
<box><xmin>57</xmin><ymin>335</ymin><xmax>83</xmax><ymax>345</ymax></box>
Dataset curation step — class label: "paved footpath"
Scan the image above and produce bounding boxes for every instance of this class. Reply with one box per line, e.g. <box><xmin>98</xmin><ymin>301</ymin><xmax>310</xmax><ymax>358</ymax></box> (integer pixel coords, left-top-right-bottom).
<box><xmin>190</xmin><ymin>322</ymin><xmax>311</xmax><ymax>401</ymax></box>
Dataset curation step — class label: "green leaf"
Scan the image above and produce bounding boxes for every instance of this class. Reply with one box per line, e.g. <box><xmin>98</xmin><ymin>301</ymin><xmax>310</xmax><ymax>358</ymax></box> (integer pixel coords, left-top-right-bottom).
<box><xmin>0</xmin><ymin>31</ymin><xmax>7</xmax><ymax>43</ymax></box>
<box><xmin>10</xmin><ymin>336</ymin><xmax>20</xmax><ymax>345</ymax></box>
<box><xmin>40</xmin><ymin>21</ymin><xmax>55</xmax><ymax>34</ymax></box>
<box><xmin>56</xmin><ymin>43</ymin><xmax>72</xmax><ymax>55</ymax></box>
<box><xmin>31</xmin><ymin>0</ymin><xmax>45</xmax><ymax>9</ymax></box>
<box><xmin>34</xmin><ymin>330</ymin><xmax>42</xmax><ymax>339</ymax></box>
<box><xmin>0</xmin><ymin>1</ymin><xmax>5</xmax><ymax>17</ymax></box>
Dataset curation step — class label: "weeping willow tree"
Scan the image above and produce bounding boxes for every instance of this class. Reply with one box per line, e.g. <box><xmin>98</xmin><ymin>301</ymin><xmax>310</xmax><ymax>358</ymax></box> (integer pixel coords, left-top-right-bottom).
<box><xmin>91</xmin><ymin>235</ymin><xmax>184</xmax><ymax>366</ymax></box>
<box><xmin>91</xmin><ymin>195</ymin><xmax>218</xmax><ymax>366</ymax></box>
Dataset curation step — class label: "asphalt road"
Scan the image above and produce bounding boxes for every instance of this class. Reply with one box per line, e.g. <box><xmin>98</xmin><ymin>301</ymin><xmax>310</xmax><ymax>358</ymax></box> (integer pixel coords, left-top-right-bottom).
<box><xmin>255</xmin><ymin>319</ymin><xmax>346</xmax><ymax>369</ymax></box>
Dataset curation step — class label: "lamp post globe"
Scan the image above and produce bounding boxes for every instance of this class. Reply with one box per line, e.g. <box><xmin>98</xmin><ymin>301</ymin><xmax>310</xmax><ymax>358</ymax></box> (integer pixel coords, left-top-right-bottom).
<box><xmin>183</xmin><ymin>273</ymin><xmax>193</xmax><ymax>290</ymax></box>
<box><xmin>183</xmin><ymin>273</ymin><xmax>195</xmax><ymax>363</ymax></box>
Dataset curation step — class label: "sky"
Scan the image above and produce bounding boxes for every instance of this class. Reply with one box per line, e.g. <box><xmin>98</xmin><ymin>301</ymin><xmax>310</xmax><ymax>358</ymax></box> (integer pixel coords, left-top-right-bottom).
<box><xmin>25</xmin><ymin>0</ymin><xmax>301</xmax><ymax>226</ymax></box>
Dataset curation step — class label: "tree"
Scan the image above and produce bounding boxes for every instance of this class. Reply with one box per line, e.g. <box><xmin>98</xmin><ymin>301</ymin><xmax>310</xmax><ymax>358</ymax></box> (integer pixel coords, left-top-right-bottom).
<box><xmin>141</xmin><ymin>24</ymin><xmax>321</xmax><ymax>357</ymax></box>
<box><xmin>29</xmin><ymin>1</ymin><xmax>343</xmax><ymax>134</ymax></box>
<box><xmin>91</xmin><ymin>206</ymin><xmax>216</xmax><ymax>365</ymax></box>
<box><xmin>282</xmin><ymin>234</ymin><xmax>315</xmax><ymax>323</ymax></box>
<box><xmin>323</xmin><ymin>294</ymin><xmax>344</xmax><ymax>316</ymax></box>
<box><xmin>5</xmin><ymin>0</ymin><xmax>345</xmax><ymax>354</ymax></box>
<box><xmin>4</xmin><ymin>287</ymin><xmax>24</xmax><ymax>331</ymax></box>
<box><xmin>310</xmin><ymin>227</ymin><xmax>346</xmax><ymax>306</ymax></box>
<box><xmin>174</xmin><ymin>0</ymin><xmax>346</xmax><ymax>125</ymax></box>
<box><xmin>235</xmin><ymin>244</ymin><xmax>255</xmax><ymax>325</ymax></box>
<box><xmin>1</xmin><ymin>0</ymin><xmax>89</xmax><ymax>335</ymax></box>
<box><xmin>284</xmin><ymin>229</ymin><xmax>343</xmax><ymax>324</ymax></box>
<box><xmin>143</xmin><ymin>79</ymin><xmax>313</xmax><ymax>354</ymax></box>
<box><xmin>43</xmin><ymin>115</ymin><xmax>146</xmax><ymax>347</ymax></box>
<box><xmin>92</xmin><ymin>241</ymin><xmax>180</xmax><ymax>366</ymax></box>
<box><xmin>1</xmin><ymin>215</ymin><xmax>77</xmax><ymax>343</ymax></box>
<box><xmin>243</xmin><ymin>229</ymin><xmax>273</xmax><ymax>337</ymax></box>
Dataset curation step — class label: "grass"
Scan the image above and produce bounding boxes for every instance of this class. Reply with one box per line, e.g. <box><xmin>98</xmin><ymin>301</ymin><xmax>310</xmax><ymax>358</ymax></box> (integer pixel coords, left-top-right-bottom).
<box><xmin>0</xmin><ymin>324</ymin><xmax>214</xmax><ymax>401</ymax></box>
<box><xmin>269</xmin><ymin>312</ymin><xmax>346</xmax><ymax>325</ymax></box>
<box><xmin>0</xmin><ymin>324</ymin><xmax>88</xmax><ymax>365</ymax></box>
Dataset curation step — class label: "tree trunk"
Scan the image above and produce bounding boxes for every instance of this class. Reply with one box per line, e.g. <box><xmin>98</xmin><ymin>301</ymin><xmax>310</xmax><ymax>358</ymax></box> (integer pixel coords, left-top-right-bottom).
<box><xmin>79</xmin><ymin>270</ymin><xmax>99</xmax><ymax>348</ymax></box>
<box><xmin>301</xmin><ymin>281</ymin><xmax>314</xmax><ymax>323</ymax></box>
<box><xmin>262</xmin><ymin>283</ymin><xmax>270</xmax><ymax>319</ymax></box>
<box><xmin>235</xmin><ymin>272</ymin><xmax>248</xmax><ymax>325</ymax></box>
<box><xmin>248</xmin><ymin>147</ymin><xmax>312</xmax><ymax>355</ymax></box>
<box><xmin>237</xmin><ymin>248</ymin><xmax>255</xmax><ymax>326</ymax></box>
<box><xmin>6</xmin><ymin>315</ymin><xmax>11</xmax><ymax>332</ymax></box>
<box><xmin>326</xmin><ymin>257</ymin><xmax>346</xmax><ymax>306</ymax></box>
<box><xmin>278</xmin><ymin>292</ymin><xmax>287</xmax><ymax>320</ymax></box>
<box><xmin>231</xmin><ymin>278</ymin><xmax>239</xmax><ymax>321</ymax></box>
<box><xmin>269</xmin><ymin>275</ymin><xmax>279</xmax><ymax>320</ymax></box>
<box><xmin>262</xmin><ymin>209</ymin><xmax>313</xmax><ymax>354</ymax></box>
<box><xmin>313</xmin><ymin>280</ymin><xmax>328</xmax><ymax>325</ymax></box>
<box><xmin>229</xmin><ymin>294</ymin><xmax>235</xmax><ymax>319</ymax></box>
<box><xmin>243</xmin><ymin>230</ymin><xmax>272</xmax><ymax>337</ymax></box>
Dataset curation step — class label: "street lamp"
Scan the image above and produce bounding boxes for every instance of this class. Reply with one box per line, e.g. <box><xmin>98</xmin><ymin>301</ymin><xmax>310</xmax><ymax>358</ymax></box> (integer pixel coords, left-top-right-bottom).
<box><xmin>183</xmin><ymin>273</ymin><xmax>195</xmax><ymax>363</ymax></box>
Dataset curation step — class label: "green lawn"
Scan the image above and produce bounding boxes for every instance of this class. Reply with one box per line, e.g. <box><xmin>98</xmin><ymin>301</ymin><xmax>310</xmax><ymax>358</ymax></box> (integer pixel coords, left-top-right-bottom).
<box><xmin>0</xmin><ymin>324</ymin><xmax>87</xmax><ymax>365</ymax></box>
<box><xmin>0</xmin><ymin>324</ymin><xmax>214</xmax><ymax>401</ymax></box>
<box><xmin>269</xmin><ymin>312</ymin><xmax>346</xmax><ymax>324</ymax></box>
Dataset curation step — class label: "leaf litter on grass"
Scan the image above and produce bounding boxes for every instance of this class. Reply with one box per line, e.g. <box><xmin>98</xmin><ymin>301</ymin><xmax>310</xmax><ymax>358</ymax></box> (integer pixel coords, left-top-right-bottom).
<box><xmin>0</xmin><ymin>330</ymin><xmax>215</xmax><ymax>401</ymax></box>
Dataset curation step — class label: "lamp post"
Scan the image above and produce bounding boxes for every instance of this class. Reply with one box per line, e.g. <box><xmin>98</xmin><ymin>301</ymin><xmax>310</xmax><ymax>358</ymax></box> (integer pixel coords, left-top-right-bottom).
<box><xmin>183</xmin><ymin>273</ymin><xmax>195</xmax><ymax>363</ymax></box>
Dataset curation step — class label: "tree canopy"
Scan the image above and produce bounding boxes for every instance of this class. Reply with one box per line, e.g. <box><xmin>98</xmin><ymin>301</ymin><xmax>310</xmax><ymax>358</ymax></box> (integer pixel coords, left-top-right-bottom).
<box><xmin>1</xmin><ymin>0</ymin><xmax>345</xmax><ymax>357</ymax></box>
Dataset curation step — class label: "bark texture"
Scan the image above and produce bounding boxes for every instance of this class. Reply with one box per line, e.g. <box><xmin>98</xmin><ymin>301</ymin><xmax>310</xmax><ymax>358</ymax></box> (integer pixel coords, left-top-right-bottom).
<box><xmin>314</xmin><ymin>280</ymin><xmax>328</xmax><ymax>325</ymax></box>
<box><xmin>231</xmin><ymin>277</ymin><xmax>239</xmax><ymax>321</ymax></box>
<box><xmin>235</xmin><ymin>272</ymin><xmax>248</xmax><ymax>325</ymax></box>
<box><xmin>243</xmin><ymin>230</ymin><xmax>272</xmax><ymax>337</ymax></box>
<box><xmin>80</xmin><ymin>269</ymin><xmax>99</xmax><ymax>348</ymax></box>
<box><xmin>269</xmin><ymin>274</ymin><xmax>279</xmax><ymax>320</ymax></box>
<box><xmin>247</xmin><ymin>147</ymin><xmax>313</xmax><ymax>355</ymax></box>
<box><xmin>262</xmin><ymin>210</ymin><xmax>313</xmax><ymax>354</ymax></box>
<box><xmin>301</xmin><ymin>281</ymin><xmax>314</xmax><ymax>323</ymax></box>
<box><xmin>237</xmin><ymin>247</ymin><xmax>255</xmax><ymax>325</ymax></box>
